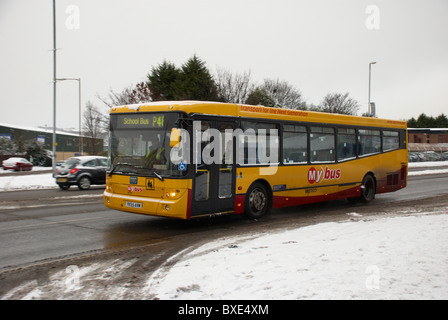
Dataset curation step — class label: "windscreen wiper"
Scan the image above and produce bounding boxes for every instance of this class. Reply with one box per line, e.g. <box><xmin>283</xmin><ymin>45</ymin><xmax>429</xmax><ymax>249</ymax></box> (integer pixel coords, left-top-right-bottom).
<box><xmin>109</xmin><ymin>163</ymin><xmax>164</xmax><ymax>181</ymax></box>
<box><xmin>151</xmin><ymin>169</ymin><xmax>164</xmax><ymax>181</ymax></box>
<box><xmin>109</xmin><ymin>162</ymin><xmax>132</xmax><ymax>176</ymax></box>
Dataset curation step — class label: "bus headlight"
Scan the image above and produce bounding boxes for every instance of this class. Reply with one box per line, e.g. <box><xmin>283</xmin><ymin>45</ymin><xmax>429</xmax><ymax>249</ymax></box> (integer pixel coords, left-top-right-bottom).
<box><xmin>165</xmin><ymin>190</ymin><xmax>181</xmax><ymax>199</ymax></box>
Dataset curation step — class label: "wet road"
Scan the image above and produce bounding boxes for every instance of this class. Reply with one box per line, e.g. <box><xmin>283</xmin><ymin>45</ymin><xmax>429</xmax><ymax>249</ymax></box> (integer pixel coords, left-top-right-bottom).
<box><xmin>0</xmin><ymin>173</ymin><xmax>447</xmax><ymax>270</ymax></box>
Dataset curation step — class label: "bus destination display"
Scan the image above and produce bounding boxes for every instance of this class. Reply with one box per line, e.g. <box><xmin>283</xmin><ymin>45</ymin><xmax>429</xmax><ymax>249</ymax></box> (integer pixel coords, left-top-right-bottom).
<box><xmin>115</xmin><ymin>114</ymin><xmax>165</xmax><ymax>129</ymax></box>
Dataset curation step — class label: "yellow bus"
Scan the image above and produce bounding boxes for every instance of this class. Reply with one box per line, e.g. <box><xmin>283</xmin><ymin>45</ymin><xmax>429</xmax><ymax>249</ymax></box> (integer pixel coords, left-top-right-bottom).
<box><xmin>103</xmin><ymin>101</ymin><xmax>408</xmax><ymax>219</ymax></box>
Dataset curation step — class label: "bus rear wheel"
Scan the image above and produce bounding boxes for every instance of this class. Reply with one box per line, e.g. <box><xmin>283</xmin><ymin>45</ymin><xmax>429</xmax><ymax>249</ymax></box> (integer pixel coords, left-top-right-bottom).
<box><xmin>360</xmin><ymin>174</ymin><xmax>376</xmax><ymax>203</ymax></box>
<box><xmin>244</xmin><ymin>182</ymin><xmax>270</xmax><ymax>219</ymax></box>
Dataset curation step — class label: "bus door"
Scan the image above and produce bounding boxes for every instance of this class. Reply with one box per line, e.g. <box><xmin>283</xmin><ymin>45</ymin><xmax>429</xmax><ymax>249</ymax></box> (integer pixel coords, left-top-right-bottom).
<box><xmin>191</xmin><ymin>119</ymin><xmax>236</xmax><ymax>217</ymax></box>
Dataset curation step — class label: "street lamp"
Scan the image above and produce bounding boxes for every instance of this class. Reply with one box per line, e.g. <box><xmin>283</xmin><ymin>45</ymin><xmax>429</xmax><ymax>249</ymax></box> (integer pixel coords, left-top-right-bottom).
<box><xmin>368</xmin><ymin>62</ymin><xmax>377</xmax><ymax>117</ymax></box>
<box><xmin>55</xmin><ymin>78</ymin><xmax>82</xmax><ymax>156</ymax></box>
<box><xmin>52</xmin><ymin>0</ymin><xmax>57</xmax><ymax>178</ymax></box>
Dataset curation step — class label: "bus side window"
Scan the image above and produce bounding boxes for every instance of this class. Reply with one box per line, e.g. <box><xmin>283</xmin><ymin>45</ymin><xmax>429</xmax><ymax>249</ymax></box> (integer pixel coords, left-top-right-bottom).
<box><xmin>337</xmin><ymin>128</ymin><xmax>356</xmax><ymax>161</ymax></box>
<box><xmin>383</xmin><ymin>131</ymin><xmax>399</xmax><ymax>151</ymax></box>
<box><xmin>282</xmin><ymin>125</ymin><xmax>307</xmax><ymax>164</ymax></box>
<box><xmin>240</xmin><ymin>121</ymin><xmax>279</xmax><ymax>165</ymax></box>
<box><xmin>310</xmin><ymin>126</ymin><xmax>335</xmax><ymax>163</ymax></box>
<box><xmin>358</xmin><ymin>129</ymin><xmax>381</xmax><ymax>156</ymax></box>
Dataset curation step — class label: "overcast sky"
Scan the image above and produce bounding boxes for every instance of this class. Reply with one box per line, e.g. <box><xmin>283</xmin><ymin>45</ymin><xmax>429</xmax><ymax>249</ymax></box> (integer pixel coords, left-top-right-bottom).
<box><xmin>1</xmin><ymin>0</ymin><xmax>447</xmax><ymax>130</ymax></box>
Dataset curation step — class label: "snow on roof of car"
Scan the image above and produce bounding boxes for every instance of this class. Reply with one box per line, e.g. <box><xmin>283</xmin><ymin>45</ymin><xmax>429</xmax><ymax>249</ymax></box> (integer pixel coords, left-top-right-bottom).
<box><xmin>4</xmin><ymin>157</ymin><xmax>27</xmax><ymax>162</ymax></box>
<box><xmin>71</xmin><ymin>156</ymin><xmax>106</xmax><ymax>162</ymax></box>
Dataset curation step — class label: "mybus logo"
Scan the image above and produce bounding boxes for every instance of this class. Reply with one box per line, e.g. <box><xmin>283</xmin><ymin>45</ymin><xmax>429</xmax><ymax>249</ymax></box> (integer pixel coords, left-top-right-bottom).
<box><xmin>308</xmin><ymin>166</ymin><xmax>341</xmax><ymax>184</ymax></box>
<box><xmin>127</xmin><ymin>186</ymin><xmax>143</xmax><ymax>193</ymax></box>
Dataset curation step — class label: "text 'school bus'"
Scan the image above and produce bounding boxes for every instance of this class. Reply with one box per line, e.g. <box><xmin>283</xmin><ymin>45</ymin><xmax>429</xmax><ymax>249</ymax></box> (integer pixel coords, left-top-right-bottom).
<box><xmin>103</xmin><ymin>101</ymin><xmax>407</xmax><ymax>219</ymax></box>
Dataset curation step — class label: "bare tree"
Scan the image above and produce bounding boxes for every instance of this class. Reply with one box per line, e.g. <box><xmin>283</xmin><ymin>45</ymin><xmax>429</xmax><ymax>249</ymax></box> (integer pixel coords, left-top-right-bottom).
<box><xmin>260</xmin><ymin>78</ymin><xmax>307</xmax><ymax>110</ymax></box>
<box><xmin>98</xmin><ymin>82</ymin><xmax>152</xmax><ymax>108</ymax></box>
<box><xmin>83</xmin><ymin>101</ymin><xmax>107</xmax><ymax>154</ymax></box>
<box><xmin>318</xmin><ymin>92</ymin><xmax>360</xmax><ymax>115</ymax></box>
<box><xmin>215</xmin><ymin>68</ymin><xmax>255</xmax><ymax>104</ymax></box>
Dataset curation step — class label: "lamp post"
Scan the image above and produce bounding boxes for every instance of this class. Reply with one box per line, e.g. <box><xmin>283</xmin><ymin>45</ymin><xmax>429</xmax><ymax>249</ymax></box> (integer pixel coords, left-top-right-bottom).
<box><xmin>55</xmin><ymin>78</ymin><xmax>82</xmax><ymax>155</ymax></box>
<box><xmin>52</xmin><ymin>0</ymin><xmax>57</xmax><ymax>177</ymax></box>
<box><xmin>368</xmin><ymin>62</ymin><xmax>377</xmax><ymax>117</ymax></box>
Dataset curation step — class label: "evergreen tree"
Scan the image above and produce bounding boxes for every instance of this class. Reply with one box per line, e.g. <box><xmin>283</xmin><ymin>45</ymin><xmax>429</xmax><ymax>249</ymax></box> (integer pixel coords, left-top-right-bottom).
<box><xmin>435</xmin><ymin>114</ymin><xmax>448</xmax><ymax>128</ymax></box>
<box><xmin>416</xmin><ymin>113</ymin><xmax>431</xmax><ymax>128</ymax></box>
<box><xmin>25</xmin><ymin>140</ymin><xmax>51</xmax><ymax>166</ymax></box>
<box><xmin>0</xmin><ymin>138</ymin><xmax>18</xmax><ymax>155</ymax></box>
<box><xmin>147</xmin><ymin>60</ymin><xmax>180</xmax><ymax>101</ymax></box>
<box><xmin>175</xmin><ymin>55</ymin><xmax>218</xmax><ymax>101</ymax></box>
<box><xmin>408</xmin><ymin>113</ymin><xmax>448</xmax><ymax>128</ymax></box>
<box><xmin>146</xmin><ymin>55</ymin><xmax>218</xmax><ymax>101</ymax></box>
<box><xmin>407</xmin><ymin>117</ymin><xmax>418</xmax><ymax>128</ymax></box>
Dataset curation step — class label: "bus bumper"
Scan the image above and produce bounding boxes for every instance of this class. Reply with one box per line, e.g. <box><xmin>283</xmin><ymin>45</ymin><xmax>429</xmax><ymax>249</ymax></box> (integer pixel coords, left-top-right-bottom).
<box><xmin>103</xmin><ymin>190</ymin><xmax>189</xmax><ymax>219</ymax></box>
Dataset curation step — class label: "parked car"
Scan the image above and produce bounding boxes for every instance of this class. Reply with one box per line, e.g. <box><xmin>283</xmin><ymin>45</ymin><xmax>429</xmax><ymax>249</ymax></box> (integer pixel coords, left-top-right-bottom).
<box><xmin>2</xmin><ymin>157</ymin><xmax>33</xmax><ymax>171</ymax></box>
<box><xmin>55</xmin><ymin>160</ymin><xmax>65</xmax><ymax>167</ymax></box>
<box><xmin>408</xmin><ymin>152</ymin><xmax>419</xmax><ymax>162</ymax></box>
<box><xmin>55</xmin><ymin>156</ymin><xmax>107</xmax><ymax>190</ymax></box>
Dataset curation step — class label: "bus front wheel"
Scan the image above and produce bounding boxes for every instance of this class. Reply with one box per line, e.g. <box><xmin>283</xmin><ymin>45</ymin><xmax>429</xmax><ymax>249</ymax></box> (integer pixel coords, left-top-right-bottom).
<box><xmin>244</xmin><ymin>182</ymin><xmax>271</xmax><ymax>219</ymax></box>
<box><xmin>360</xmin><ymin>174</ymin><xmax>376</xmax><ymax>203</ymax></box>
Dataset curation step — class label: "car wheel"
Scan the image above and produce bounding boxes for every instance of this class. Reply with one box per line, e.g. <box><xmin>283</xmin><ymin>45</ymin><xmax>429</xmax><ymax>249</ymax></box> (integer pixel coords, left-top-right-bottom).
<box><xmin>244</xmin><ymin>182</ymin><xmax>271</xmax><ymax>219</ymax></box>
<box><xmin>78</xmin><ymin>176</ymin><xmax>91</xmax><ymax>190</ymax></box>
<box><xmin>58</xmin><ymin>184</ymin><xmax>70</xmax><ymax>190</ymax></box>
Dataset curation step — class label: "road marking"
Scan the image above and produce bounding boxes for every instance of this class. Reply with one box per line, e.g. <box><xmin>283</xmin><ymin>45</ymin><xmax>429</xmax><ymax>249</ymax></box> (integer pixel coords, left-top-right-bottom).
<box><xmin>0</xmin><ymin>216</ymin><xmax>108</xmax><ymax>232</ymax></box>
<box><xmin>0</xmin><ymin>194</ymin><xmax>103</xmax><ymax>211</ymax></box>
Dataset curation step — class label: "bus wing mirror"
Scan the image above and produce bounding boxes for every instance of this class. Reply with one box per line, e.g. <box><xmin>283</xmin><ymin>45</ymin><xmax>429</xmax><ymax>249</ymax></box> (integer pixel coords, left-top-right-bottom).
<box><xmin>170</xmin><ymin>128</ymin><xmax>181</xmax><ymax>148</ymax></box>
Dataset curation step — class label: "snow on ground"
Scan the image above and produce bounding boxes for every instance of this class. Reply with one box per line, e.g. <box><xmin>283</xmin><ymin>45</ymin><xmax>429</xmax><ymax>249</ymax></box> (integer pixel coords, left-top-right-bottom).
<box><xmin>409</xmin><ymin>168</ymin><xmax>448</xmax><ymax>176</ymax></box>
<box><xmin>409</xmin><ymin>160</ymin><xmax>448</xmax><ymax>168</ymax></box>
<box><xmin>0</xmin><ymin>171</ymin><xmax>56</xmax><ymax>191</ymax></box>
<box><xmin>3</xmin><ymin>211</ymin><xmax>447</xmax><ymax>300</ymax></box>
<box><xmin>145</xmin><ymin>212</ymin><xmax>448</xmax><ymax>300</ymax></box>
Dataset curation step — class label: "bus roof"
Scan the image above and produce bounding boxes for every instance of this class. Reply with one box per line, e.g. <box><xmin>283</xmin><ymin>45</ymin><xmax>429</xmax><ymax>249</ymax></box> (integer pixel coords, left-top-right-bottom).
<box><xmin>110</xmin><ymin>101</ymin><xmax>407</xmax><ymax>129</ymax></box>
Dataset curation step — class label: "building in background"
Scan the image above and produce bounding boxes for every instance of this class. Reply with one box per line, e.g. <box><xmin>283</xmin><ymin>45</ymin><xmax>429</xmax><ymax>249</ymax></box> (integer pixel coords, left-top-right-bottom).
<box><xmin>0</xmin><ymin>123</ymin><xmax>104</xmax><ymax>162</ymax></box>
<box><xmin>408</xmin><ymin>128</ymin><xmax>448</xmax><ymax>153</ymax></box>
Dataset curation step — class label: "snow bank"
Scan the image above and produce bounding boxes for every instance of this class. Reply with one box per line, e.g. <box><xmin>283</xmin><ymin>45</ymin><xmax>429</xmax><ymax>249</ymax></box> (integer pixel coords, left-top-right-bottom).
<box><xmin>408</xmin><ymin>169</ymin><xmax>448</xmax><ymax>176</ymax></box>
<box><xmin>4</xmin><ymin>212</ymin><xmax>447</xmax><ymax>300</ymax></box>
<box><xmin>146</xmin><ymin>213</ymin><xmax>448</xmax><ymax>300</ymax></box>
<box><xmin>408</xmin><ymin>161</ymin><xmax>448</xmax><ymax>168</ymax></box>
<box><xmin>0</xmin><ymin>173</ymin><xmax>56</xmax><ymax>191</ymax></box>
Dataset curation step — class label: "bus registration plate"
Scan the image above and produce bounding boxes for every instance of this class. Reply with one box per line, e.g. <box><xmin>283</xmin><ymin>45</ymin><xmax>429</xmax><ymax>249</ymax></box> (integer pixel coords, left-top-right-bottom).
<box><xmin>126</xmin><ymin>201</ymin><xmax>142</xmax><ymax>209</ymax></box>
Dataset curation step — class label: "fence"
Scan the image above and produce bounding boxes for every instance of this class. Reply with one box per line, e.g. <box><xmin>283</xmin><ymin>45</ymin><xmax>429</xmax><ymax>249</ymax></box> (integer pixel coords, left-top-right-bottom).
<box><xmin>408</xmin><ymin>143</ymin><xmax>448</xmax><ymax>152</ymax></box>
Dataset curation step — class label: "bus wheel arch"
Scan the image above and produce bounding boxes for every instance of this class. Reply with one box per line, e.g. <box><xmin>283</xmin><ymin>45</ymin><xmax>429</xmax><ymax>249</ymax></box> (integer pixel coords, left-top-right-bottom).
<box><xmin>360</xmin><ymin>173</ymin><xmax>376</xmax><ymax>203</ymax></box>
<box><xmin>244</xmin><ymin>179</ymin><xmax>273</xmax><ymax>219</ymax></box>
